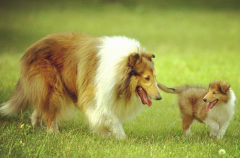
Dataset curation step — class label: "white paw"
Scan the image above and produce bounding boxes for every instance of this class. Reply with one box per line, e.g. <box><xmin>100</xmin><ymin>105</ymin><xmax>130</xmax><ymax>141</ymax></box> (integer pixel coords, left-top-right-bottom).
<box><xmin>114</xmin><ymin>133</ymin><xmax>127</xmax><ymax>140</ymax></box>
<box><xmin>47</xmin><ymin>127</ymin><xmax>60</xmax><ymax>134</ymax></box>
<box><xmin>217</xmin><ymin>134</ymin><xmax>223</xmax><ymax>139</ymax></box>
<box><xmin>184</xmin><ymin>129</ymin><xmax>191</xmax><ymax>136</ymax></box>
<box><xmin>210</xmin><ymin>132</ymin><xmax>218</xmax><ymax>138</ymax></box>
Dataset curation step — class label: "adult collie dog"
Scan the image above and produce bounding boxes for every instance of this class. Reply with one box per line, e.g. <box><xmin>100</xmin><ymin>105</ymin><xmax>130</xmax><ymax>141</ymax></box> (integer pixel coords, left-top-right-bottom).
<box><xmin>0</xmin><ymin>32</ymin><xmax>162</xmax><ymax>139</ymax></box>
<box><xmin>158</xmin><ymin>80</ymin><xmax>235</xmax><ymax>139</ymax></box>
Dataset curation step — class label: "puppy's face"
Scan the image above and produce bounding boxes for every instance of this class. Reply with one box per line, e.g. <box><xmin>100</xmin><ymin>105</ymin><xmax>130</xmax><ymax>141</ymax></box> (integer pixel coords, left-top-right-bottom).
<box><xmin>203</xmin><ymin>80</ymin><xmax>230</xmax><ymax>111</ymax></box>
<box><xmin>128</xmin><ymin>53</ymin><xmax>161</xmax><ymax>107</ymax></box>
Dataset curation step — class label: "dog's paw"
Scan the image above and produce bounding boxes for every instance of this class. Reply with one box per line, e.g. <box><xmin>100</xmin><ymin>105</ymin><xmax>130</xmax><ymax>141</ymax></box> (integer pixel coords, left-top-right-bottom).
<box><xmin>114</xmin><ymin>133</ymin><xmax>127</xmax><ymax>140</ymax></box>
<box><xmin>209</xmin><ymin>132</ymin><xmax>218</xmax><ymax>138</ymax></box>
<box><xmin>216</xmin><ymin>134</ymin><xmax>224</xmax><ymax>140</ymax></box>
<box><xmin>184</xmin><ymin>128</ymin><xmax>191</xmax><ymax>136</ymax></box>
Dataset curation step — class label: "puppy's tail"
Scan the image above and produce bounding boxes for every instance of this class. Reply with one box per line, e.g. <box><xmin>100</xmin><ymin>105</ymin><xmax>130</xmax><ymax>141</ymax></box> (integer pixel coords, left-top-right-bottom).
<box><xmin>157</xmin><ymin>82</ymin><xmax>187</xmax><ymax>94</ymax></box>
<box><xmin>0</xmin><ymin>79</ymin><xmax>30</xmax><ymax>116</ymax></box>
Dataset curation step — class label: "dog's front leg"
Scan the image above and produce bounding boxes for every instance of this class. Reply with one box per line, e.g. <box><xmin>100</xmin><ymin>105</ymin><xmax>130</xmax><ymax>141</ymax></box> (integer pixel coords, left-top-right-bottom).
<box><xmin>217</xmin><ymin>121</ymin><xmax>230</xmax><ymax>139</ymax></box>
<box><xmin>205</xmin><ymin>119</ymin><xmax>219</xmax><ymax>138</ymax></box>
<box><xmin>104</xmin><ymin>115</ymin><xmax>127</xmax><ymax>140</ymax></box>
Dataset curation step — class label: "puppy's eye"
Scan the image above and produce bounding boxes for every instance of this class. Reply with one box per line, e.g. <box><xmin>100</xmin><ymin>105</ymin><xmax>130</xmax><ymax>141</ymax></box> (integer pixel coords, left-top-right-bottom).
<box><xmin>144</xmin><ymin>76</ymin><xmax>150</xmax><ymax>81</ymax></box>
<box><xmin>213</xmin><ymin>91</ymin><xmax>216</xmax><ymax>94</ymax></box>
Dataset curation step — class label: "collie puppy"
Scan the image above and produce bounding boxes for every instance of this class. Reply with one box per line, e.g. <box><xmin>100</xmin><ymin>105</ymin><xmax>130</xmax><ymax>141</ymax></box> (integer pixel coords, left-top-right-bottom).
<box><xmin>0</xmin><ymin>32</ymin><xmax>162</xmax><ymax>139</ymax></box>
<box><xmin>158</xmin><ymin>80</ymin><xmax>235</xmax><ymax>139</ymax></box>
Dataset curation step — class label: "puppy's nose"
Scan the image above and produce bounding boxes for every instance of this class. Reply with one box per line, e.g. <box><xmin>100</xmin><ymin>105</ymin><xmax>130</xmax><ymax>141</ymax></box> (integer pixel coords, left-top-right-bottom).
<box><xmin>203</xmin><ymin>98</ymin><xmax>207</xmax><ymax>102</ymax></box>
<box><xmin>156</xmin><ymin>95</ymin><xmax>162</xmax><ymax>100</ymax></box>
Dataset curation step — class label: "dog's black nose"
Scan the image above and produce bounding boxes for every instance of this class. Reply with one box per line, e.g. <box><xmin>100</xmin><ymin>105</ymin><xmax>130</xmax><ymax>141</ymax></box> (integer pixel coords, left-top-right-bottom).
<box><xmin>203</xmin><ymin>98</ymin><xmax>207</xmax><ymax>102</ymax></box>
<box><xmin>156</xmin><ymin>96</ymin><xmax>162</xmax><ymax>100</ymax></box>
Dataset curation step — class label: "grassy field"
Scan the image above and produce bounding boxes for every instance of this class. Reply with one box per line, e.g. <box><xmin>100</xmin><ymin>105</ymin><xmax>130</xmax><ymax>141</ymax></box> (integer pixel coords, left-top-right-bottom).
<box><xmin>0</xmin><ymin>0</ymin><xmax>240</xmax><ymax>157</ymax></box>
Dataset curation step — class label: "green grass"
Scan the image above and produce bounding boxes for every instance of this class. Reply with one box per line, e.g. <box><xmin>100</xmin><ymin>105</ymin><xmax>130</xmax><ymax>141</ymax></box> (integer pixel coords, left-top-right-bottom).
<box><xmin>1</xmin><ymin>0</ymin><xmax>240</xmax><ymax>157</ymax></box>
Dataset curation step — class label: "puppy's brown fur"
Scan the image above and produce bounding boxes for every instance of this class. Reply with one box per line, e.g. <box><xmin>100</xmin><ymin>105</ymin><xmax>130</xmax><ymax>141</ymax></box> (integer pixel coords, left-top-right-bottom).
<box><xmin>158</xmin><ymin>80</ymin><xmax>235</xmax><ymax>139</ymax></box>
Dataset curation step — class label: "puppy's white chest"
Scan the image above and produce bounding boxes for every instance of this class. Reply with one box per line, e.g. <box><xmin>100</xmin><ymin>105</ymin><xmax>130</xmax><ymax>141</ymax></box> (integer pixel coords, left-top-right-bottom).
<box><xmin>207</xmin><ymin>104</ymin><xmax>234</xmax><ymax>123</ymax></box>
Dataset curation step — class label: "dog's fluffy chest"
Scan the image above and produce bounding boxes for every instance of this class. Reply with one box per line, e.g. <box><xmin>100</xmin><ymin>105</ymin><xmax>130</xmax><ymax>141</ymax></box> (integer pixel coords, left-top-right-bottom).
<box><xmin>207</xmin><ymin>102</ymin><xmax>235</xmax><ymax>123</ymax></box>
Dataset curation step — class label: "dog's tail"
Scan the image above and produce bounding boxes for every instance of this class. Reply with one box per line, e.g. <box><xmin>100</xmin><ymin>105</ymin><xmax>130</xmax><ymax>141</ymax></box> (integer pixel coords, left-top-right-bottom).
<box><xmin>157</xmin><ymin>82</ymin><xmax>188</xmax><ymax>94</ymax></box>
<box><xmin>0</xmin><ymin>79</ymin><xmax>30</xmax><ymax>116</ymax></box>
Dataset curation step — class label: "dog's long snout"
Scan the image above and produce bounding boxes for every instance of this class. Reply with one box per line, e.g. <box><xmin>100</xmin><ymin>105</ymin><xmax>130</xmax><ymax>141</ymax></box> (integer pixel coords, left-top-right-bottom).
<box><xmin>203</xmin><ymin>98</ymin><xmax>207</xmax><ymax>102</ymax></box>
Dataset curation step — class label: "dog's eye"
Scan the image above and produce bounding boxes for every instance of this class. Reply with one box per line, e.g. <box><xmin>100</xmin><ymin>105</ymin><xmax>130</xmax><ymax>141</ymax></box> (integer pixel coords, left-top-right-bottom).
<box><xmin>213</xmin><ymin>91</ymin><xmax>216</xmax><ymax>94</ymax></box>
<box><xmin>144</xmin><ymin>76</ymin><xmax>150</xmax><ymax>81</ymax></box>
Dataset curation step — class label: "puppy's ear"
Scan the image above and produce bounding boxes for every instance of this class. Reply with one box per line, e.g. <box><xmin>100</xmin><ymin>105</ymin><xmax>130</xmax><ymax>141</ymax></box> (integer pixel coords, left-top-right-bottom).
<box><xmin>128</xmin><ymin>53</ymin><xmax>140</xmax><ymax>67</ymax></box>
<box><xmin>142</xmin><ymin>53</ymin><xmax>155</xmax><ymax>61</ymax></box>
<box><xmin>219</xmin><ymin>82</ymin><xmax>230</xmax><ymax>94</ymax></box>
<box><xmin>208</xmin><ymin>81</ymin><xmax>213</xmax><ymax>89</ymax></box>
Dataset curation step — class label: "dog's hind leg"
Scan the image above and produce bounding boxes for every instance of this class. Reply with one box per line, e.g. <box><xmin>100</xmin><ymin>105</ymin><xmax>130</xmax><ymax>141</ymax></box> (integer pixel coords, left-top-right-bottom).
<box><xmin>30</xmin><ymin>109</ymin><xmax>43</xmax><ymax>128</ymax></box>
<box><xmin>45</xmin><ymin>115</ymin><xmax>59</xmax><ymax>133</ymax></box>
<box><xmin>37</xmin><ymin>66</ymin><xmax>63</xmax><ymax>133</ymax></box>
<box><xmin>181</xmin><ymin>115</ymin><xmax>194</xmax><ymax>136</ymax></box>
<box><xmin>43</xmin><ymin>90</ymin><xmax>64</xmax><ymax>133</ymax></box>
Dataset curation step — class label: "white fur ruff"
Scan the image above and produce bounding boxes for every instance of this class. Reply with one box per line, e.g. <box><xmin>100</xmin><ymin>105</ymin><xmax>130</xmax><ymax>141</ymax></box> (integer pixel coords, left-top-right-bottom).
<box><xmin>85</xmin><ymin>36</ymin><xmax>145</xmax><ymax>139</ymax></box>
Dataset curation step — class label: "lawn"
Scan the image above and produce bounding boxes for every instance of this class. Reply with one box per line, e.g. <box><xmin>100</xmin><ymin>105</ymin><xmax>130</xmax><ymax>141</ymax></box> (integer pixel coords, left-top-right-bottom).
<box><xmin>0</xmin><ymin>0</ymin><xmax>240</xmax><ymax>157</ymax></box>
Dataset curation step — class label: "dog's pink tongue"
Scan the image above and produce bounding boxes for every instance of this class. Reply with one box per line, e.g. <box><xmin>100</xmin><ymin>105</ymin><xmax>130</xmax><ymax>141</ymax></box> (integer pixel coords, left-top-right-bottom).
<box><xmin>137</xmin><ymin>87</ymin><xmax>152</xmax><ymax>107</ymax></box>
<box><xmin>206</xmin><ymin>101</ymin><xmax>217</xmax><ymax>112</ymax></box>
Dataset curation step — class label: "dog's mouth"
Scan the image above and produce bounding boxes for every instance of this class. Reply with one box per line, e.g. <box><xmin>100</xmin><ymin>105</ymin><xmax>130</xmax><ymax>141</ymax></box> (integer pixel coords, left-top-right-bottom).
<box><xmin>206</xmin><ymin>99</ymin><xmax>218</xmax><ymax>112</ymax></box>
<box><xmin>137</xmin><ymin>87</ymin><xmax>152</xmax><ymax>107</ymax></box>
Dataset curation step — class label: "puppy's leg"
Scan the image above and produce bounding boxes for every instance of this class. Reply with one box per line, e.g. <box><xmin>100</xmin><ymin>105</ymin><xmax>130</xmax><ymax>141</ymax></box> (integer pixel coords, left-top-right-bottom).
<box><xmin>217</xmin><ymin>121</ymin><xmax>230</xmax><ymax>139</ymax></box>
<box><xmin>181</xmin><ymin>115</ymin><xmax>193</xmax><ymax>136</ymax></box>
<box><xmin>204</xmin><ymin>119</ymin><xmax>219</xmax><ymax>138</ymax></box>
<box><xmin>104</xmin><ymin>115</ymin><xmax>126</xmax><ymax>140</ymax></box>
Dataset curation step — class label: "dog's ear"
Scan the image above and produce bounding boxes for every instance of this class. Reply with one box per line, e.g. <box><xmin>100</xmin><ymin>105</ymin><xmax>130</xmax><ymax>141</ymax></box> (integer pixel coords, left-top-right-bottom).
<box><xmin>128</xmin><ymin>53</ymin><xmax>140</xmax><ymax>67</ymax></box>
<box><xmin>219</xmin><ymin>81</ymin><xmax>230</xmax><ymax>94</ymax></box>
